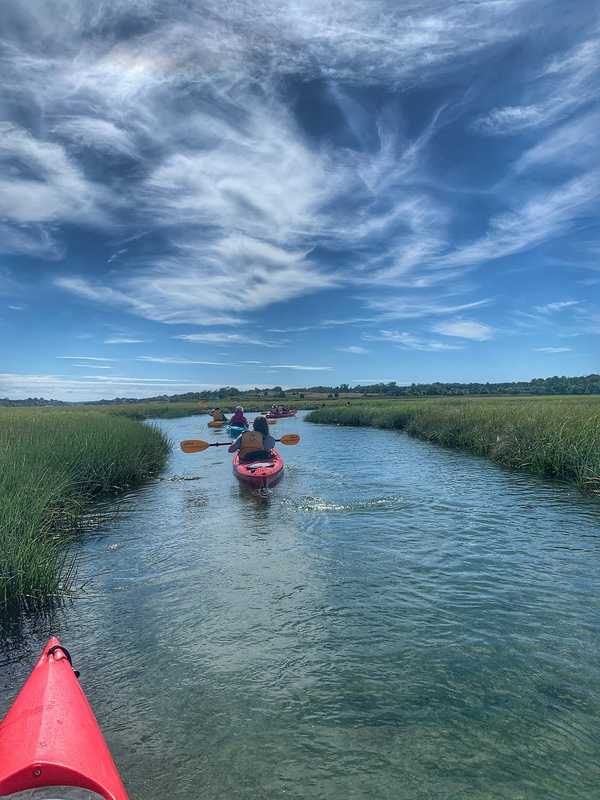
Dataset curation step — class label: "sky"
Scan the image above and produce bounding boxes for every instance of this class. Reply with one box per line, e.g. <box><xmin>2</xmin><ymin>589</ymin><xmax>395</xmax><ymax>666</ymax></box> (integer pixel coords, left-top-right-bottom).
<box><xmin>1</xmin><ymin>0</ymin><xmax>599</xmax><ymax>401</ymax></box>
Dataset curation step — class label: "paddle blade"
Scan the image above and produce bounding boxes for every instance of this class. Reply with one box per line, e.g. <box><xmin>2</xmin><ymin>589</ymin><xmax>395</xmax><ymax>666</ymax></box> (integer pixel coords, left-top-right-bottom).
<box><xmin>180</xmin><ymin>439</ymin><xmax>211</xmax><ymax>453</ymax></box>
<box><xmin>278</xmin><ymin>434</ymin><xmax>300</xmax><ymax>445</ymax></box>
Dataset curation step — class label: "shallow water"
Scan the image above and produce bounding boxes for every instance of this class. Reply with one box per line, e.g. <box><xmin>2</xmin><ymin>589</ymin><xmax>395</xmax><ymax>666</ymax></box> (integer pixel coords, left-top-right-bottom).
<box><xmin>2</xmin><ymin>413</ymin><xmax>600</xmax><ymax>799</ymax></box>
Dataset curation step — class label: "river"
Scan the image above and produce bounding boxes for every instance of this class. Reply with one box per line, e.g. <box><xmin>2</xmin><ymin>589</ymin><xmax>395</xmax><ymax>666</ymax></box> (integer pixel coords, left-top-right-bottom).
<box><xmin>2</xmin><ymin>412</ymin><xmax>600</xmax><ymax>799</ymax></box>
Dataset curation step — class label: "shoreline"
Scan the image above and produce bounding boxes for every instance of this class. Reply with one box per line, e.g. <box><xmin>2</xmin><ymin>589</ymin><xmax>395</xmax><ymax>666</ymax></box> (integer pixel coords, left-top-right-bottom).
<box><xmin>306</xmin><ymin>398</ymin><xmax>600</xmax><ymax>497</ymax></box>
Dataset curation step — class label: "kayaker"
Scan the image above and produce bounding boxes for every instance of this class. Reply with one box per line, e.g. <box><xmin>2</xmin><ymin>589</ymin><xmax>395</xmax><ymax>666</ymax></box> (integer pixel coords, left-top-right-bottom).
<box><xmin>211</xmin><ymin>407</ymin><xmax>228</xmax><ymax>422</ymax></box>
<box><xmin>228</xmin><ymin>415</ymin><xmax>276</xmax><ymax>462</ymax></box>
<box><xmin>229</xmin><ymin>405</ymin><xmax>248</xmax><ymax>428</ymax></box>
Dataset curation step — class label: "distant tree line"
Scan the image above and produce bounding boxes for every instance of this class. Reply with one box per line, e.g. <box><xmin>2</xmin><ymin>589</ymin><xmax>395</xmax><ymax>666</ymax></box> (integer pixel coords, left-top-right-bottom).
<box><xmin>2</xmin><ymin>374</ymin><xmax>599</xmax><ymax>406</ymax></box>
<box><xmin>328</xmin><ymin>374</ymin><xmax>600</xmax><ymax>397</ymax></box>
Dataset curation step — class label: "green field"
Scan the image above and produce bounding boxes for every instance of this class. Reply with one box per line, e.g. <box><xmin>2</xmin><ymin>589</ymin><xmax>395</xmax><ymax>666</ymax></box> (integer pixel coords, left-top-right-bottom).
<box><xmin>307</xmin><ymin>396</ymin><xmax>600</xmax><ymax>496</ymax></box>
<box><xmin>0</xmin><ymin>408</ymin><xmax>169</xmax><ymax>609</ymax></box>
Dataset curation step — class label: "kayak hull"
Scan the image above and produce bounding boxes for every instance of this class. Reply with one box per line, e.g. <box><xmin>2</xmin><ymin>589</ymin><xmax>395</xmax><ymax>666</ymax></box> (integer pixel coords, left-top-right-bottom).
<box><xmin>208</xmin><ymin>419</ymin><xmax>226</xmax><ymax>428</ymax></box>
<box><xmin>227</xmin><ymin>425</ymin><xmax>248</xmax><ymax>438</ymax></box>
<box><xmin>233</xmin><ymin>450</ymin><xmax>284</xmax><ymax>490</ymax></box>
<box><xmin>0</xmin><ymin>638</ymin><xmax>128</xmax><ymax>800</ymax></box>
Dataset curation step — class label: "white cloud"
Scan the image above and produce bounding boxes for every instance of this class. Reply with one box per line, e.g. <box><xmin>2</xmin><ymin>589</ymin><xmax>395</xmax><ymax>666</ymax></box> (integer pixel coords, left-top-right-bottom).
<box><xmin>0</xmin><ymin>123</ymin><xmax>109</xmax><ymax>226</ymax></box>
<box><xmin>365</xmin><ymin>296</ymin><xmax>492</xmax><ymax>320</ymax></box>
<box><xmin>269</xmin><ymin>364</ymin><xmax>332</xmax><ymax>371</ymax></box>
<box><xmin>534</xmin><ymin>347</ymin><xmax>572</xmax><ymax>353</ymax></box>
<box><xmin>0</xmin><ymin>371</ymin><xmax>281</xmax><ymax>401</ymax></box>
<box><xmin>3</xmin><ymin>0</ymin><xmax>599</xmax><ymax>336</ymax></box>
<box><xmin>363</xmin><ymin>330</ymin><xmax>462</xmax><ymax>351</ymax></box>
<box><xmin>176</xmin><ymin>332</ymin><xmax>280</xmax><ymax>347</ymax></box>
<box><xmin>56</xmin><ymin>356</ymin><xmax>116</xmax><ymax>362</ymax></box>
<box><xmin>436</xmin><ymin>171</ymin><xmax>600</xmax><ymax>270</ymax></box>
<box><xmin>474</xmin><ymin>36</ymin><xmax>600</xmax><ymax>135</ymax></box>
<box><xmin>514</xmin><ymin>112</ymin><xmax>600</xmax><ymax>173</ymax></box>
<box><xmin>104</xmin><ymin>337</ymin><xmax>147</xmax><ymax>344</ymax></box>
<box><xmin>337</xmin><ymin>345</ymin><xmax>369</xmax><ymax>354</ymax></box>
<box><xmin>0</xmin><ymin>223</ymin><xmax>63</xmax><ymax>259</ymax></box>
<box><xmin>473</xmin><ymin>105</ymin><xmax>548</xmax><ymax>135</ymax></box>
<box><xmin>433</xmin><ymin>320</ymin><xmax>494</xmax><ymax>340</ymax></box>
<box><xmin>53</xmin><ymin>116</ymin><xmax>138</xmax><ymax>157</ymax></box>
<box><xmin>72</xmin><ymin>364</ymin><xmax>112</xmax><ymax>369</ymax></box>
<box><xmin>534</xmin><ymin>300</ymin><xmax>579</xmax><ymax>314</ymax></box>
<box><xmin>136</xmin><ymin>356</ymin><xmax>228</xmax><ymax>366</ymax></box>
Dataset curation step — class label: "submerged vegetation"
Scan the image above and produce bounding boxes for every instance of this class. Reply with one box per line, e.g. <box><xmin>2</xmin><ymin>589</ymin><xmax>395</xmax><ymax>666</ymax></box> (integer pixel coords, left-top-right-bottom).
<box><xmin>0</xmin><ymin>409</ymin><xmax>169</xmax><ymax>609</ymax></box>
<box><xmin>307</xmin><ymin>397</ymin><xmax>600</xmax><ymax>496</ymax></box>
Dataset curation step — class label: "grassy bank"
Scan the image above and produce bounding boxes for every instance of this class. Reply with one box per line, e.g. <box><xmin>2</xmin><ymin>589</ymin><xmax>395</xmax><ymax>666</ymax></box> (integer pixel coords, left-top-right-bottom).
<box><xmin>0</xmin><ymin>409</ymin><xmax>169</xmax><ymax>609</ymax></box>
<box><xmin>307</xmin><ymin>397</ymin><xmax>600</xmax><ymax>495</ymax></box>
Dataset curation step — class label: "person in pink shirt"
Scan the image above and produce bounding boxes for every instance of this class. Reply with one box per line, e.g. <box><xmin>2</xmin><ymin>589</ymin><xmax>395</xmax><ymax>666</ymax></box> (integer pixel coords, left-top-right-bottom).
<box><xmin>229</xmin><ymin>405</ymin><xmax>249</xmax><ymax>428</ymax></box>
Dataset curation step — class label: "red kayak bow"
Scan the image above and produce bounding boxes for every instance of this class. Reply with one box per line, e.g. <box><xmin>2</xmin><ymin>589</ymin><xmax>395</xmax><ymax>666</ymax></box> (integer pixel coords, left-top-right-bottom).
<box><xmin>0</xmin><ymin>637</ymin><xmax>128</xmax><ymax>800</ymax></box>
<box><xmin>233</xmin><ymin>450</ymin><xmax>284</xmax><ymax>490</ymax></box>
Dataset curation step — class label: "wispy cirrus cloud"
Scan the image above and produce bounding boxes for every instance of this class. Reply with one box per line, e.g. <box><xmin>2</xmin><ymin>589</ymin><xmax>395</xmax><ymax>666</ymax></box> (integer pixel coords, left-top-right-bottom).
<box><xmin>269</xmin><ymin>364</ymin><xmax>332</xmax><ymax>371</ymax></box>
<box><xmin>534</xmin><ymin>346</ymin><xmax>573</xmax><ymax>353</ymax></box>
<box><xmin>363</xmin><ymin>330</ymin><xmax>463</xmax><ymax>351</ymax></box>
<box><xmin>337</xmin><ymin>346</ymin><xmax>369</xmax><ymax>354</ymax></box>
<box><xmin>53</xmin><ymin>116</ymin><xmax>138</xmax><ymax>158</ymax></box>
<box><xmin>0</xmin><ymin>371</ymin><xmax>279</xmax><ymax>401</ymax></box>
<box><xmin>104</xmin><ymin>337</ymin><xmax>147</xmax><ymax>344</ymax></box>
<box><xmin>473</xmin><ymin>36</ymin><xmax>600</xmax><ymax>135</ymax></box>
<box><xmin>136</xmin><ymin>356</ymin><xmax>228</xmax><ymax>366</ymax></box>
<box><xmin>365</xmin><ymin>296</ymin><xmax>492</xmax><ymax>320</ymax></box>
<box><xmin>432</xmin><ymin>320</ymin><xmax>494</xmax><ymax>341</ymax></box>
<box><xmin>0</xmin><ymin>123</ymin><xmax>109</xmax><ymax>226</ymax></box>
<box><xmin>176</xmin><ymin>332</ymin><xmax>280</xmax><ymax>347</ymax></box>
<box><xmin>56</xmin><ymin>355</ymin><xmax>116</xmax><ymax>362</ymax></box>
<box><xmin>71</xmin><ymin>364</ymin><xmax>112</xmax><ymax>369</ymax></box>
<box><xmin>534</xmin><ymin>300</ymin><xmax>579</xmax><ymax>314</ymax></box>
<box><xmin>2</xmin><ymin>0</ymin><xmax>599</xmax><ymax>378</ymax></box>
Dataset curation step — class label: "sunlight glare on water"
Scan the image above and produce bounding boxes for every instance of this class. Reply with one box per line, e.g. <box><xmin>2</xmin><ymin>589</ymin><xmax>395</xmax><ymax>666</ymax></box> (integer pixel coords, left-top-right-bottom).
<box><xmin>1</xmin><ymin>413</ymin><xmax>600</xmax><ymax>799</ymax></box>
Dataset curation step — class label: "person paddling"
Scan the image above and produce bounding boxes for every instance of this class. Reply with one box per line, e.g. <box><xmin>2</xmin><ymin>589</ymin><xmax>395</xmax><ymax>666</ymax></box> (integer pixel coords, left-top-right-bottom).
<box><xmin>229</xmin><ymin>405</ymin><xmax>248</xmax><ymax>428</ymax></box>
<box><xmin>228</xmin><ymin>415</ymin><xmax>275</xmax><ymax>462</ymax></box>
<box><xmin>210</xmin><ymin>407</ymin><xmax>228</xmax><ymax>423</ymax></box>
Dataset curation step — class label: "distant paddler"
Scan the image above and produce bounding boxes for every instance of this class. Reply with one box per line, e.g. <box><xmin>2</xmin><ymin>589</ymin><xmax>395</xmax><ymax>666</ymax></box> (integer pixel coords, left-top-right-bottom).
<box><xmin>229</xmin><ymin>405</ymin><xmax>249</xmax><ymax>429</ymax></box>
<box><xmin>227</xmin><ymin>405</ymin><xmax>249</xmax><ymax>438</ymax></box>
<box><xmin>208</xmin><ymin>406</ymin><xmax>228</xmax><ymax>428</ymax></box>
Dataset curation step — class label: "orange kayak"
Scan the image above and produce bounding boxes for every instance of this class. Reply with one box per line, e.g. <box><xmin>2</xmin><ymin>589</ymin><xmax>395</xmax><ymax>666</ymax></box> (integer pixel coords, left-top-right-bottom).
<box><xmin>0</xmin><ymin>638</ymin><xmax>128</xmax><ymax>799</ymax></box>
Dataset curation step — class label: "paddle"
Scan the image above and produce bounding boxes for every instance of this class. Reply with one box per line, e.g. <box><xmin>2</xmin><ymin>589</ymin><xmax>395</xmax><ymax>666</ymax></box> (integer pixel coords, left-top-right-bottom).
<box><xmin>180</xmin><ymin>434</ymin><xmax>300</xmax><ymax>453</ymax></box>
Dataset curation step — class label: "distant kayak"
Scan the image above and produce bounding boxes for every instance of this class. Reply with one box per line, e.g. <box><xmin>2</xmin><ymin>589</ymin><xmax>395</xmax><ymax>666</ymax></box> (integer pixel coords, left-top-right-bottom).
<box><xmin>208</xmin><ymin>419</ymin><xmax>227</xmax><ymax>428</ymax></box>
<box><xmin>227</xmin><ymin>424</ymin><xmax>248</xmax><ymax>438</ymax></box>
<box><xmin>232</xmin><ymin>450</ymin><xmax>284</xmax><ymax>490</ymax></box>
<box><xmin>265</xmin><ymin>410</ymin><xmax>297</xmax><ymax>419</ymax></box>
<box><xmin>0</xmin><ymin>637</ymin><xmax>128</xmax><ymax>800</ymax></box>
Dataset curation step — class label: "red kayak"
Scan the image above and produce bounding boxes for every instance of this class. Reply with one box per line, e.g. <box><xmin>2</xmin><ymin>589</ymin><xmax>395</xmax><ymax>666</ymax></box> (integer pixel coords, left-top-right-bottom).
<box><xmin>266</xmin><ymin>410</ymin><xmax>297</xmax><ymax>419</ymax></box>
<box><xmin>233</xmin><ymin>450</ymin><xmax>284</xmax><ymax>490</ymax></box>
<box><xmin>0</xmin><ymin>638</ymin><xmax>128</xmax><ymax>800</ymax></box>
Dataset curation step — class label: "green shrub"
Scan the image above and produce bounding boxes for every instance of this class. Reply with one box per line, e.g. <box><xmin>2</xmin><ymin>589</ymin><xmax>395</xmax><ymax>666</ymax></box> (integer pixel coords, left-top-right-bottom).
<box><xmin>0</xmin><ymin>410</ymin><xmax>169</xmax><ymax>608</ymax></box>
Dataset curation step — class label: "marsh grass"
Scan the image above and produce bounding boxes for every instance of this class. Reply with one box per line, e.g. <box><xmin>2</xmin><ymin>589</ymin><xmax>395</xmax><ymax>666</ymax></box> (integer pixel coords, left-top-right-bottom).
<box><xmin>307</xmin><ymin>397</ymin><xmax>600</xmax><ymax>495</ymax></box>
<box><xmin>0</xmin><ymin>409</ymin><xmax>169</xmax><ymax>609</ymax></box>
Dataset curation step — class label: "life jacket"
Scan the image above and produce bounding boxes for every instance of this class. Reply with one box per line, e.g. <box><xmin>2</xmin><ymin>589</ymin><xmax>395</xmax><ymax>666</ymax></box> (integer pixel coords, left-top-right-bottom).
<box><xmin>239</xmin><ymin>431</ymin><xmax>265</xmax><ymax>460</ymax></box>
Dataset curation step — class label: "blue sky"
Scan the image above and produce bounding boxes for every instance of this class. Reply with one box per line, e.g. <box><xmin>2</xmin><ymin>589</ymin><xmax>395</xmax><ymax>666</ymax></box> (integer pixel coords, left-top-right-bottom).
<box><xmin>1</xmin><ymin>0</ymin><xmax>599</xmax><ymax>400</ymax></box>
